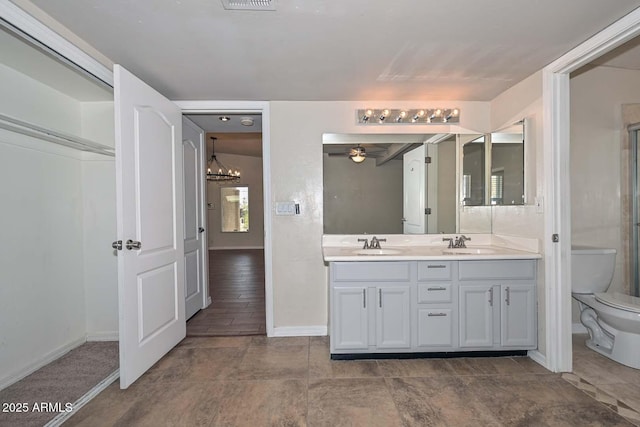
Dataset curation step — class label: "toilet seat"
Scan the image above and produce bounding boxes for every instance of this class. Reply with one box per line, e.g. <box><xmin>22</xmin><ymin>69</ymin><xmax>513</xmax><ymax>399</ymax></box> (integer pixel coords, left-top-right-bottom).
<box><xmin>595</xmin><ymin>292</ymin><xmax>640</xmax><ymax>313</ymax></box>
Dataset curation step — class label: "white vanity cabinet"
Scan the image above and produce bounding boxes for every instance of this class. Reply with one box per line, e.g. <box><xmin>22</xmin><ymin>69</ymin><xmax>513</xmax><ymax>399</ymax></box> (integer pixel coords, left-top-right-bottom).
<box><xmin>415</xmin><ymin>261</ymin><xmax>457</xmax><ymax>348</ymax></box>
<box><xmin>330</xmin><ymin>262</ymin><xmax>412</xmax><ymax>352</ymax></box>
<box><xmin>329</xmin><ymin>258</ymin><xmax>537</xmax><ymax>356</ymax></box>
<box><xmin>458</xmin><ymin>260</ymin><xmax>537</xmax><ymax>350</ymax></box>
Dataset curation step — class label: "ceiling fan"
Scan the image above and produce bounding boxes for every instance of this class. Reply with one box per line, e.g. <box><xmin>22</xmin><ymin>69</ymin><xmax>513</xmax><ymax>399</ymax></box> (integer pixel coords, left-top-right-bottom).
<box><xmin>326</xmin><ymin>144</ymin><xmax>388</xmax><ymax>162</ymax></box>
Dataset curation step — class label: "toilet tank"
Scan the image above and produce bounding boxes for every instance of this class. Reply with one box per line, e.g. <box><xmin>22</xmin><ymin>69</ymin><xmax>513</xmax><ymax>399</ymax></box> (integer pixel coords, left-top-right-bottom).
<box><xmin>571</xmin><ymin>245</ymin><xmax>616</xmax><ymax>294</ymax></box>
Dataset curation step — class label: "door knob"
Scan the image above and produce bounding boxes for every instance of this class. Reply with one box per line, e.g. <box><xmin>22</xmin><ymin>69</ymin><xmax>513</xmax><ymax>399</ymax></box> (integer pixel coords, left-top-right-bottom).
<box><xmin>112</xmin><ymin>240</ymin><xmax>123</xmax><ymax>250</ymax></box>
<box><xmin>126</xmin><ymin>239</ymin><xmax>142</xmax><ymax>250</ymax></box>
<box><xmin>198</xmin><ymin>227</ymin><xmax>205</xmax><ymax>233</ymax></box>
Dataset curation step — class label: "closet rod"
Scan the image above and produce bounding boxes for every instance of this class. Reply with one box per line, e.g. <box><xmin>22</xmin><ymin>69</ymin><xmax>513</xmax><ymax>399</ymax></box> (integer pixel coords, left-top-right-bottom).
<box><xmin>0</xmin><ymin>113</ymin><xmax>115</xmax><ymax>157</ymax></box>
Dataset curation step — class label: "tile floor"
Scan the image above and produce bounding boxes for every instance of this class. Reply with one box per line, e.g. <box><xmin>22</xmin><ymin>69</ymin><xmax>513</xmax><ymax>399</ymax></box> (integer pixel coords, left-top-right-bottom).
<box><xmin>62</xmin><ymin>336</ymin><xmax>633</xmax><ymax>426</ymax></box>
<box><xmin>187</xmin><ymin>250</ymin><xmax>265</xmax><ymax>336</ymax></box>
<box><xmin>569</xmin><ymin>333</ymin><xmax>640</xmax><ymax>425</ymax></box>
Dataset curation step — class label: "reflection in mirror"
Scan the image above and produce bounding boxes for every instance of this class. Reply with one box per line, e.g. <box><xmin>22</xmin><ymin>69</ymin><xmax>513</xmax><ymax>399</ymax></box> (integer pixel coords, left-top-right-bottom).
<box><xmin>490</xmin><ymin>121</ymin><xmax>524</xmax><ymax>205</ymax></box>
<box><xmin>221</xmin><ymin>186</ymin><xmax>249</xmax><ymax>232</ymax></box>
<box><xmin>461</xmin><ymin>135</ymin><xmax>486</xmax><ymax>206</ymax></box>
<box><xmin>459</xmin><ymin>120</ymin><xmax>525</xmax><ymax>206</ymax></box>
<box><xmin>322</xmin><ymin>134</ymin><xmax>488</xmax><ymax>235</ymax></box>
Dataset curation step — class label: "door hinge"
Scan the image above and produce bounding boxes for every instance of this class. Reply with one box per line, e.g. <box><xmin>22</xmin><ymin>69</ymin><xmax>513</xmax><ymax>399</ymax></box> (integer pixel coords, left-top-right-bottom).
<box><xmin>425</xmin><ymin>207</ymin><xmax>431</xmax><ymax>215</ymax></box>
<box><xmin>552</xmin><ymin>234</ymin><xmax>559</xmax><ymax>243</ymax></box>
<box><xmin>425</xmin><ymin>156</ymin><xmax>431</xmax><ymax>164</ymax></box>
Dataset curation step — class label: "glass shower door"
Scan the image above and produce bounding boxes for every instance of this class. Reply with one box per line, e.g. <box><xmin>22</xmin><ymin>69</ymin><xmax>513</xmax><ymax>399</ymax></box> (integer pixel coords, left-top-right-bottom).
<box><xmin>631</xmin><ymin>125</ymin><xmax>640</xmax><ymax>296</ymax></box>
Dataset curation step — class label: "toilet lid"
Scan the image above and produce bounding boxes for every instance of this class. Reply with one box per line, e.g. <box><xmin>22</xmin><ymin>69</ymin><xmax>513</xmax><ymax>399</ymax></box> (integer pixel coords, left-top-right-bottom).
<box><xmin>595</xmin><ymin>292</ymin><xmax>640</xmax><ymax>313</ymax></box>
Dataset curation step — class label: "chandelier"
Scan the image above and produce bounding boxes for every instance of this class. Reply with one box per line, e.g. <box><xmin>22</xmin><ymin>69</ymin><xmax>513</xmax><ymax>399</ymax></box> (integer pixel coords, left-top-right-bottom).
<box><xmin>206</xmin><ymin>137</ymin><xmax>240</xmax><ymax>182</ymax></box>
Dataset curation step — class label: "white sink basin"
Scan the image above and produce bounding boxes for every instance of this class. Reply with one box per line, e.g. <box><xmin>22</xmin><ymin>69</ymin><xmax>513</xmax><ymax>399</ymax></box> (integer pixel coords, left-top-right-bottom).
<box><xmin>353</xmin><ymin>248</ymin><xmax>402</xmax><ymax>256</ymax></box>
<box><xmin>442</xmin><ymin>247</ymin><xmax>499</xmax><ymax>255</ymax></box>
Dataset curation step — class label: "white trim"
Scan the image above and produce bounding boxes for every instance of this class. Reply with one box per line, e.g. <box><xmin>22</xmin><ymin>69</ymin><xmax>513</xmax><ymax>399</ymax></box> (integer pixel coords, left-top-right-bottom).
<box><xmin>86</xmin><ymin>332</ymin><xmax>119</xmax><ymax>342</ymax></box>
<box><xmin>174</xmin><ymin>100</ymin><xmax>275</xmax><ymax>337</ymax></box>
<box><xmin>208</xmin><ymin>246</ymin><xmax>265</xmax><ymax>250</ymax></box>
<box><xmin>0</xmin><ymin>336</ymin><xmax>86</xmax><ymax>390</ymax></box>
<box><xmin>44</xmin><ymin>369</ymin><xmax>119</xmax><ymax>427</ymax></box>
<box><xmin>572</xmin><ymin>323</ymin><xmax>588</xmax><ymax>334</ymax></box>
<box><xmin>272</xmin><ymin>326</ymin><xmax>328</xmax><ymax>337</ymax></box>
<box><xmin>543</xmin><ymin>8</ymin><xmax>640</xmax><ymax>373</ymax></box>
<box><xmin>0</xmin><ymin>1</ymin><xmax>113</xmax><ymax>86</ymax></box>
<box><xmin>527</xmin><ymin>350</ymin><xmax>548</xmax><ymax>370</ymax></box>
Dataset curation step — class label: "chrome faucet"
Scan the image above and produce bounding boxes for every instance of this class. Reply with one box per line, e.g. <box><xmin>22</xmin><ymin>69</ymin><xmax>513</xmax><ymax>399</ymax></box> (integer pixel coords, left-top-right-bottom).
<box><xmin>369</xmin><ymin>236</ymin><xmax>386</xmax><ymax>249</ymax></box>
<box><xmin>357</xmin><ymin>238</ymin><xmax>370</xmax><ymax>249</ymax></box>
<box><xmin>454</xmin><ymin>235</ymin><xmax>471</xmax><ymax>248</ymax></box>
<box><xmin>443</xmin><ymin>235</ymin><xmax>471</xmax><ymax>248</ymax></box>
<box><xmin>443</xmin><ymin>237</ymin><xmax>454</xmax><ymax>248</ymax></box>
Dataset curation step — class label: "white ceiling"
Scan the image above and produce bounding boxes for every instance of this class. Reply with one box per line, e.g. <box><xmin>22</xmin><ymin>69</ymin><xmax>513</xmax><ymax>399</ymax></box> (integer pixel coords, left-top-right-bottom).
<box><xmin>185</xmin><ymin>113</ymin><xmax>262</xmax><ymax>133</ymax></box>
<box><xmin>23</xmin><ymin>0</ymin><xmax>640</xmax><ymax>102</ymax></box>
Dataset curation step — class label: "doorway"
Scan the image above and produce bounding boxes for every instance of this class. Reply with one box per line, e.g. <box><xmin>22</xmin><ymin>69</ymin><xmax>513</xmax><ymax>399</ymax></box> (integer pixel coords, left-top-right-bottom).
<box><xmin>182</xmin><ymin>111</ymin><xmax>268</xmax><ymax>336</ymax></box>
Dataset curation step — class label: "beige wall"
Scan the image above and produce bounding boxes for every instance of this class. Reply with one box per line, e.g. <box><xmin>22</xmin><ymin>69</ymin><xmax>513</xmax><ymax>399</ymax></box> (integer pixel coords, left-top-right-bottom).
<box><xmin>489</xmin><ymin>70</ymin><xmax>546</xmax><ymax>355</ymax></box>
<box><xmin>323</xmin><ymin>154</ymin><xmax>403</xmax><ymax>234</ymax></box>
<box><xmin>570</xmin><ymin>66</ymin><xmax>640</xmax><ymax>303</ymax></box>
<box><xmin>207</xmin><ymin>152</ymin><xmax>264</xmax><ymax>249</ymax></box>
<box><xmin>269</xmin><ymin>100</ymin><xmax>490</xmax><ymax>328</ymax></box>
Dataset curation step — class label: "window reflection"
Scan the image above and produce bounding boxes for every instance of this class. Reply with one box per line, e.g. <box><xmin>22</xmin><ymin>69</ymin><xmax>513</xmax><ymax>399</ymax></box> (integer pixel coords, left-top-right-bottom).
<box><xmin>221</xmin><ymin>186</ymin><xmax>249</xmax><ymax>232</ymax></box>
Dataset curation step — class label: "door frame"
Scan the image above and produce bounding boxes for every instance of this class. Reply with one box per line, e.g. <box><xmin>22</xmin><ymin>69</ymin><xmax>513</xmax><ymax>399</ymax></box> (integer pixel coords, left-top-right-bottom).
<box><xmin>174</xmin><ymin>101</ymin><xmax>274</xmax><ymax>336</ymax></box>
<box><xmin>543</xmin><ymin>8</ymin><xmax>640</xmax><ymax>372</ymax></box>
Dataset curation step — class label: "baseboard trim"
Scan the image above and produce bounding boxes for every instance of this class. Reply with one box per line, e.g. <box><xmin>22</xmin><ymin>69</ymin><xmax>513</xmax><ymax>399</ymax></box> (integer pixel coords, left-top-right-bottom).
<box><xmin>572</xmin><ymin>323</ymin><xmax>588</xmax><ymax>334</ymax></box>
<box><xmin>44</xmin><ymin>369</ymin><xmax>119</xmax><ymax>427</ymax></box>
<box><xmin>271</xmin><ymin>326</ymin><xmax>328</xmax><ymax>337</ymax></box>
<box><xmin>527</xmin><ymin>350</ymin><xmax>549</xmax><ymax>371</ymax></box>
<box><xmin>208</xmin><ymin>246</ymin><xmax>264</xmax><ymax>250</ymax></box>
<box><xmin>86</xmin><ymin>332</ymin><xmax>119</xmax><ymax>342</ymax></box>
<box><xmin>0</xmin><ymin>336</ymin><xmax>86</xmax><ymax>390</ymax></box>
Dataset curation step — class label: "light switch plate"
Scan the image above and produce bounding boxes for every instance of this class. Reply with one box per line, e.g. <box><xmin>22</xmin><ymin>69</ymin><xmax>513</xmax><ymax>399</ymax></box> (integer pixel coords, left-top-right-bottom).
<box><xmin>275</xmin><ymin>201</ymin><xmax>296</xmax><ymax>215</ymax></box>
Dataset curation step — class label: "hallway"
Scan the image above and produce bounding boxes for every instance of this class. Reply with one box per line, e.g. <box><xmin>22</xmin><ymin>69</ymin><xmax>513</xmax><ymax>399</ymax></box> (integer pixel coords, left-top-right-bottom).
<box><xmin>186</xmin><ymin>249</ymin><xmax>265</xmax><ymax>336</ymax></box>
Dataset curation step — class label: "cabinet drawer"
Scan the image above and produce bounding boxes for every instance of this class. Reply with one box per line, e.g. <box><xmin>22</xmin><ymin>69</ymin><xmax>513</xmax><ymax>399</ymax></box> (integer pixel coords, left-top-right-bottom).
<box><xmin>332</xmin><ymin>262</ymin><xmax>411</xmax><ymax>282</ymax></box>
<box><xmin>417</xmin><ymin>308</ymin><xmax>454</xmax><ymax>347</ymax></box>
<box><xmin>418</xmin><ymin>261</ymin><xmax>452</xmax><ymax>281</ymax></box>
<box><xmin>417</xmin><ymin>283</ymin><xmax>452</xmax><ymax>303</ymax></box>
<box><xmin>459</xmin><ymin>260</ymin><xmax>535</xmax><ymax>281</ymax></box>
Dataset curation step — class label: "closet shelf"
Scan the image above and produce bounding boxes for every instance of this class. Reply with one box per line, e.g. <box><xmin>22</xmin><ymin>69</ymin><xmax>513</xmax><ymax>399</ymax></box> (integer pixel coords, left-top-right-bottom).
<box><xmin>0</xmin><ymin>113</ymin><xmax>115</xmax><ymax>157</ymax></box>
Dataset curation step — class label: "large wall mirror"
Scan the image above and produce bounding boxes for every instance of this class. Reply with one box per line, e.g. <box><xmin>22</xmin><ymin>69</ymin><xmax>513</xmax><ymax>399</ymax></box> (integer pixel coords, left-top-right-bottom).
<box><xmin>462</xmin><ymin>120</ymin><xmax>525</xmax><ymax>206</ymax></box>
<box><xmin>323</xmin><ymin>133</ymin><xmax>482</xmax><ymax>235</ymax></box>
<box><xmin>322</xmin><ymin>121</ymin><xmax>527</xmax><ymax>235</ymax></box>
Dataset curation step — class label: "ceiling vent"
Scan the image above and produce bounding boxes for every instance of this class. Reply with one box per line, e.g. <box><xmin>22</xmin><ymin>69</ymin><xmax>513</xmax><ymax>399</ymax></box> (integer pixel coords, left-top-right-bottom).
<box><xmin>221</xmin><ymin>0</ymin><xmax>276</xmax><ymax>11</ymax></box>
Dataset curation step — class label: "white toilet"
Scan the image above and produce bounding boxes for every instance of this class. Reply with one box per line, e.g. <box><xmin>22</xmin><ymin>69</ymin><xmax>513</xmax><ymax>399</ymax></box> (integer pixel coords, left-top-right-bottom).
<box><xmin>572</xmin><ymin>245</ymin><xmax>640</xmax><ymax>369</ymax></box>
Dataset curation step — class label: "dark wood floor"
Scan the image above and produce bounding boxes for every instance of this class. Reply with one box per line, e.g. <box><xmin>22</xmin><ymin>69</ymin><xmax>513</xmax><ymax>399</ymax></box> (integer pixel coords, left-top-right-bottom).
<box><xmin>186</xmin><ymin>249</ymin><xmax>266</xmax><ymax>336</ymax></box>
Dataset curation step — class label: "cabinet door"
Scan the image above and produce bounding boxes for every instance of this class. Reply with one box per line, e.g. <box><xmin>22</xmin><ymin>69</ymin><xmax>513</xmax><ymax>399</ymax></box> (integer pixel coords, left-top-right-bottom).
<box><xmin>417</xmin><ymin>308</ymin><xmax>453</xmax><ymax>347</ymax></box>
<box><xmin>459</xmin><ymin>285</ymin><xmax>494</xmax><ymax>347</ymax></box>
<box><xmin>333</xmin><ymin>287</ymin><xmax>368</xmax><ymax>350</ymax></box>
<box><xmin>501</xmin><ymin>284</ymin><xmax>536</xmax><ymax>347</ymax></box>
<box><xmin>376</xmin><ymin>286</ymin><xmax>412</xmax><ymax>349</ymax></box>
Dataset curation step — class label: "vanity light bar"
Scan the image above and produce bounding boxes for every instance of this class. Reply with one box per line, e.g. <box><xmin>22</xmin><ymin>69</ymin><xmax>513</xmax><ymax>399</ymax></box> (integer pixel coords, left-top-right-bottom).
<box><xmin>357</xmin><ymin>108</ymin><xmax>460</xmax><ymax>125</ymax></box>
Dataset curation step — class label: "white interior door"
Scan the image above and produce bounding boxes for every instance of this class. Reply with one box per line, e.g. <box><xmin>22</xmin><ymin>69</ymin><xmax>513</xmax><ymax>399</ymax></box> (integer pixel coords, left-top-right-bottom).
<box><xmin>403</xmin><ymin>144</ymin><xmax>426</xmax><ymax>234</ymax></box>
<box><xmin>182</xmin><ymin>117</ymin><xmax>208</xmax><ymax>319</ymax></box>
<box><xmin>115</xmin><ymin>65</ymin><xmax>185</xmax><ymax>389</ymax></box>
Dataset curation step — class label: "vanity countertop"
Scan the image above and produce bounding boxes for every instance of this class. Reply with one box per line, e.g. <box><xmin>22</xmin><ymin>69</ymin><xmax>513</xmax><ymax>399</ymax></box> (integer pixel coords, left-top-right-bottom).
<box><xmin>322</xmin><ymin>234</ymin><xmax>542</xmax><ymax>262</ymax></box>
